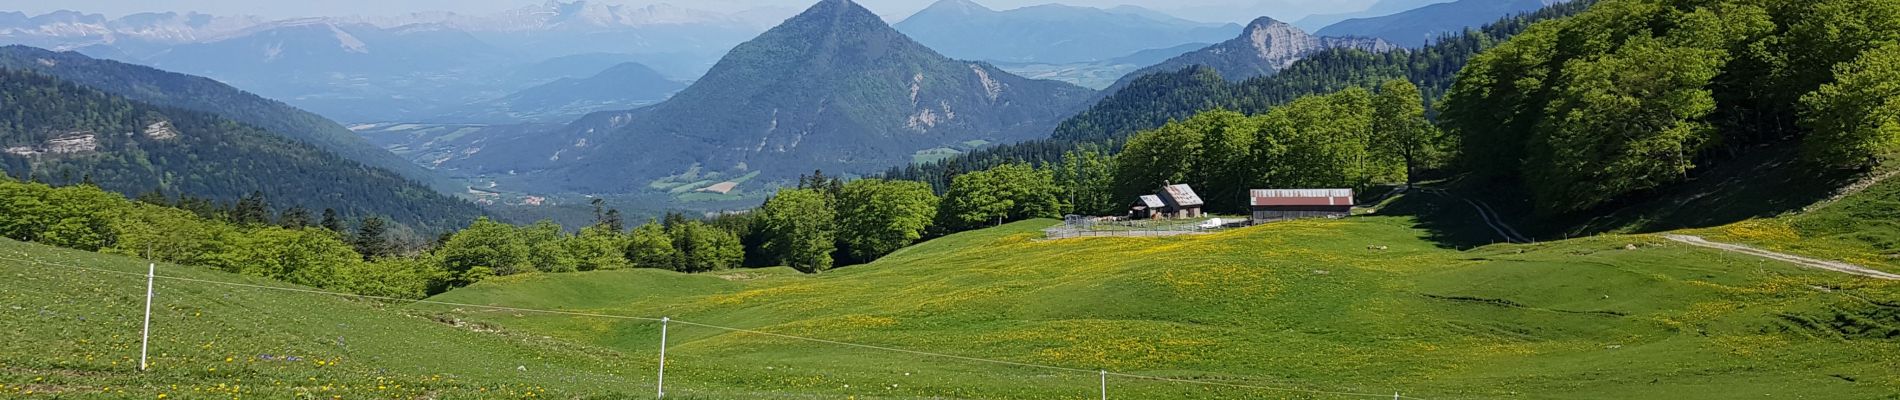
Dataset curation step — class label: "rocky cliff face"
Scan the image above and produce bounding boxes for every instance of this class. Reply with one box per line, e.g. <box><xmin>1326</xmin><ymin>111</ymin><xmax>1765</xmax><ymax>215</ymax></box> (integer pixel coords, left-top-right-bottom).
<box><xmin>1104</xmin><ymin>17</ymin><xmax>1394</xmax><ymax>94</ymax></box>
<box><xmin>1238</xmin><ymin>18</ymin><xmax>1396</xmax><ymax>71</ymax></box>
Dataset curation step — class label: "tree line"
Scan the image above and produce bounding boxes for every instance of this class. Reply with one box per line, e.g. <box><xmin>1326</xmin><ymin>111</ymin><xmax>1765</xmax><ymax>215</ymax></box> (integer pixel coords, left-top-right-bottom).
<box><xmin>0</xmin><ymin>165</ymin><xmax>1066</xmax><ymax>298</ymax></box>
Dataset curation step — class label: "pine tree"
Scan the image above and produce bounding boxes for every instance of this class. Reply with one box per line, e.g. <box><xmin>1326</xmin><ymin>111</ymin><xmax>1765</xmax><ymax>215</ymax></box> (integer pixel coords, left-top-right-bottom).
<box><xmin>134</xmin><ymin>189</ymin><xmax>169</xmax><ymax>206</ymax></box>
<box><xmin>320</xmin><ymin>208</ymin><xmax>343</xmax><ymax>233</ymax></box>
<box><xmin>279</xmin><ymin>206</ymin><xmax>313</xmax><ymax>229</ymax></box>
<box><xmin>602</xmin><ymin>209</ymin><xmax>625</xmax><ymax>232</ymax></box>
<box><xmin>233</xmin><ymin>191</ymin><xmax>270</xmax><ymax>226</ymax></box>
<box><xmin>353</xmin><ymin>216</ymin><xmax>390</xmax><ymax>260</ymax></box>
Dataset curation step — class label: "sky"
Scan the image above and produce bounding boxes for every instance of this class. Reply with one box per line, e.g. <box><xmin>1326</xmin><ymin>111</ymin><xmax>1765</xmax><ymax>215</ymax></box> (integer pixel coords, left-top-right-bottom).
<box><xmin>0</xmin><ymin>0</ymin><xmax>1381</xmax><ymax>24</ymax></box>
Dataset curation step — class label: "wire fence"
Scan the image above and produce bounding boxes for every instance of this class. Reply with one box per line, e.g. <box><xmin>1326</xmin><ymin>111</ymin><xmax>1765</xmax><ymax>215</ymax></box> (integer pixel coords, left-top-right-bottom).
<box><xmin>2</xmin><ymin>253</ymin><xmax>1437</xmax><ymax>400</ymax></box>
<box><xmin>1043</xmin><ymin>215</ymin><xmax>1253</xmax><ymax>239</ymax></box>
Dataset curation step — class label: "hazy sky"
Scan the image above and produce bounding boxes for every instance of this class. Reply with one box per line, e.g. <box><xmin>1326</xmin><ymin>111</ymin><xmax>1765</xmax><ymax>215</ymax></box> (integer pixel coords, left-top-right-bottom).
<box><xmin>0</xmin><ymin>0</ymin><xmax>1380</xmax><ymax>24</ymax></box>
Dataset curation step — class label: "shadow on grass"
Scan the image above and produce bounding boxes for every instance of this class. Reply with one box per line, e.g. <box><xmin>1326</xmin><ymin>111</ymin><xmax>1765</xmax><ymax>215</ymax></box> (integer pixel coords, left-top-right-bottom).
<box><xmin>1376</xmin><ymin>187</ymin><xmax>1518</xmax><ymax>250</ymax></box>
<box><xmin>1378</xmin><ymin>144</ymin><xmax>1864</xmax><ymax>248</ymax></box>
<box><xmin>1550</xmin><ymin>144</ymin><xmax>1860</xmax><ymax>237</ymax></box>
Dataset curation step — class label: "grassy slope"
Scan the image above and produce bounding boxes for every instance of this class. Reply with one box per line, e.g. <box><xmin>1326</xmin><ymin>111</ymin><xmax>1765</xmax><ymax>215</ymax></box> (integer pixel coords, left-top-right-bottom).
<box><xmin>5</xmin><ymin>191</ymin><xmax>1898</xmax><ymax>399</ymax></box>
<box><xmin>0</xmin><ymin>239</ymin><xmax>650</xmax><ymax>399</ymax></box>
<box><xmin>425</xmin><ymin>194</ymin><xmax>1900</xmax><ymax>399</ymax></box>
<box><xmin>1699</xmin><ymin>171</ymin><xmax>1900</xmax><ymax>273</ymax></box>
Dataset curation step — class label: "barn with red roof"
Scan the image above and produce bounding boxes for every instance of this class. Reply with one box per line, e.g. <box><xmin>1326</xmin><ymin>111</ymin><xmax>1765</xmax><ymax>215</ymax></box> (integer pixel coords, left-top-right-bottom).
<box><xmin>1250</xmin><ymin>189</ymin><xmax>1354</xmax><ymax>223</ymax></box>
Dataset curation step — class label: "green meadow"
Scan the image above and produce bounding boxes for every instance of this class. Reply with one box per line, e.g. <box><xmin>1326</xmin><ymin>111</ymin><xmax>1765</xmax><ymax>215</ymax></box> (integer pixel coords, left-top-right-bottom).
<box><xmin>4</xmin><ymin>191</ymin><xmax>1896</xmax><ymax>399</ymax></box>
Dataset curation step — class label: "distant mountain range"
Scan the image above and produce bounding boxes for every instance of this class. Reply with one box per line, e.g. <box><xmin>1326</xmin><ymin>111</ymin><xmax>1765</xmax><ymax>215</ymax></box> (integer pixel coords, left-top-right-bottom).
<box><xmin>1317</xmin><ymin>0</ymin><xmax>1572</xmax><ymax>47</ymax></box>
<box><xmin>0</xmin><ymin>10</ymin><xmax>264</xmax><ymax>49</ymax></box>
<box><xmin>448</xmin><ymin>0</ymin><xmax>1095</xmax><ymax>196</ymax></box>
<box><xmin>1293</xmin><ymin>0</ymin><xmax>1454</xmax><ymax>31</ymax></box>
<box><xmin>894</xmin><ymin>0</ymin><xmax>1240</xmax><ymax>63</ymax></box>
<box><xmin>992</xmin><ymin>42</ymin><xmax>1211</xmax><ymax>89</ymax></box>
<box><xmin>356</xmin><ymin>2</ymin><xmax>790</xmax><ymax>33</ymax></box>
<box><xmin>1102</xmin><ymin>17</ymin><xmax>1395</xmax><ymax>95</ymax></box>
<box><xmin>0</xmin><ymin>68</ymin><xmax>485</xmax><ymax>231</ymax></box>
<box><xmin>0</xmin><ymin>3</ymin><xmax>780</xmax><ymax>53</ymax></box>
<box><xmin>0</xmin><ymin>2</ymin><xmax>773</xmax><ymax>123</ymax></box>
<box><xmin>434</xmin><ymin>61</ymin><xmax>687</xmax><ymax>123</ymax></box>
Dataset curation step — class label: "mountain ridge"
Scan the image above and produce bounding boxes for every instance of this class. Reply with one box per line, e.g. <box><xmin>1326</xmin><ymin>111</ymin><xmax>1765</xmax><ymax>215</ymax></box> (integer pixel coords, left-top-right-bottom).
<box><xmin>1100</xmin><ymin>16</ymin><xmax>1395</xmax><ymax>95</ymax></box>
<box><xmin>435</xmin><ymin>61</ymin><xmax>687</xmax><ymax>123</ymax></box>
<box><xmin>0</xmin><ymin>45</ymin><xmax>457</xmax><ymax>192</ymax></box>
<box><xmin>449</xmin><ymin>0</ymin><xmax>1095</xmax><ymax>195</ymax></box>
<box><xmin>0</xmin><ymin>68</ymin><xmax>485</xmax><ymax>231</ymax></box>
<box><xmin>1316</xmin><ymin>0</ymin><xmax>1569</xmax><ymax>47</ymax></box>
<box><xmin>1293</xmin><ymin>0</ymin><xmax>1455</xmax><ymax>31</ymax></box>
<box><xmin>894</xmin><ymin>0</ymin><xmax>1240</xmax><ymax>64</ymax></box>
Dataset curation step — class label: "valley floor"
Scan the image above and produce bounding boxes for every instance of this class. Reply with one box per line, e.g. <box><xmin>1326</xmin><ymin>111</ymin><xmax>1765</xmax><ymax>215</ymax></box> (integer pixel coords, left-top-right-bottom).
<box><xmin>3</xmin><ymin>192</ymin><xmax>1897</xmax><ymax>399</ymax></box>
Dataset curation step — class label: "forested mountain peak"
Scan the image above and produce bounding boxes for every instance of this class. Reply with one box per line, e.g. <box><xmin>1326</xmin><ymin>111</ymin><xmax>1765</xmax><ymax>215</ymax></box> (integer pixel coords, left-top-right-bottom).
<box><xmin>444</xmin><ymin>0</ymin><xmax>1094</xmax><ymax>195</ymax></box>
<box><xmin>774</xmin><ymin>0</ymin><xmax>902</xmax><ymax>43</ymax></box>
<box><xmin>0</xmin><ymin>46</ymin><xmax>453</xmax><ymax>191</ymax></box>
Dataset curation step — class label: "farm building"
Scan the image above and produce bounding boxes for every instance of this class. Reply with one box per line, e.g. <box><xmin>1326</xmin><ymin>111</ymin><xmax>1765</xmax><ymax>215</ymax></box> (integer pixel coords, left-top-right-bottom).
<box><xmin>1250</xmin><ymin>189</ymin><xmax>1354</xmax><ymax>223</ymax></box>
<box><xmin>1130</xmin><ymin>195</ymin><xmax>1165</xmax><ymax>220</ymax></box>
<box><xmin>1154</xmin><ymin>183</ymin><xmax>1205</xmax><ymax>219</ymax></box>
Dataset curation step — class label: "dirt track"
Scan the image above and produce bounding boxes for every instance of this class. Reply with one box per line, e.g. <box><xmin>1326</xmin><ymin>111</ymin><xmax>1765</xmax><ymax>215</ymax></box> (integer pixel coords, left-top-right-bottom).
<box><xmin>1662</xmin><ymin>234</ymin><xmax>1900</xmax><ymax>280</ymax></box>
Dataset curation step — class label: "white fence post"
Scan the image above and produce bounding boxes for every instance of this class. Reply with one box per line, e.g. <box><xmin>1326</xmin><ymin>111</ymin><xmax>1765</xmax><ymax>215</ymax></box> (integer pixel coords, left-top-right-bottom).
<box><xmin>139</xmin><ymin>262</ymin><xmax>155</xmax><ymax>371</ymax></box>
<box><xmin>1100</xmin><ymin>370</ymin><xmax>1107</xmax><ymax>400</ymax></box>
<box><xmin>657</xmin><ymin>317</ymin><xmax>669</xmax><ymax>399</ymax></box>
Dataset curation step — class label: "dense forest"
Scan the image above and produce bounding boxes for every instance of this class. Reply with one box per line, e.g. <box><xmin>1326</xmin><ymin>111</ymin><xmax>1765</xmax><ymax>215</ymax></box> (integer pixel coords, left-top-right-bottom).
<box><xmin>0</xmin><ymin>69</ymin><xmax>486</xmax><ymax>232</ymax></box>
<box><xmin>1441</xmin><ymin>0</ymin><xmax>1900</xmax><ymax>216</ymax></box>
<box><xmin>887</xmin><ymin>0</ymin><xmax>1595</xmax><ymax>190</ymax></box>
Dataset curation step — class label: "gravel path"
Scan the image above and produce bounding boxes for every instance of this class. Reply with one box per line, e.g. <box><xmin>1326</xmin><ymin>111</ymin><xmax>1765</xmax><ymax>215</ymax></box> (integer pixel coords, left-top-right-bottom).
<box><xmin>1662</xmin><ymin>234</ymin><xmax>1900</xmax><ymax>280</ymax></box>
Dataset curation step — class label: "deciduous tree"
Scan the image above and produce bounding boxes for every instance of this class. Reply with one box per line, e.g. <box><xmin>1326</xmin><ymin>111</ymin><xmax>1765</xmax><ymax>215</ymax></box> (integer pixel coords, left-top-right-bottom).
<box><xmin>759</xmin><ymin>189</ymin><xmax>837</xmax><ymax>272</ymax></box>
<box><xmin>1801</xmin><ymin>43</ymin><xmax>1900</xmax><ymax>168</ymax></box>
<box><xmin>836</xmin><ymin>179</ymin><xmax>938</xmax><ymax>262</ymax></box>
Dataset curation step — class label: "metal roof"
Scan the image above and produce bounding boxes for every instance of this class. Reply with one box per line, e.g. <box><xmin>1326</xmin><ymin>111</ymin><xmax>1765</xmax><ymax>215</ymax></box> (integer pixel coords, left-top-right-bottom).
<box><xmin>1137</xmin><ymin>195</ymin><xmax>1165</xmax><ymax>208</ymax></box>
<box><xmin>1160</xmin><ymin>184</ymin><xmax>1204</xmax><ymax>207</ymax></box>
<box><xmin>1250</xmin><ymin>189</ymin><xmax>1355</xmax><ymax>207</ymax></box>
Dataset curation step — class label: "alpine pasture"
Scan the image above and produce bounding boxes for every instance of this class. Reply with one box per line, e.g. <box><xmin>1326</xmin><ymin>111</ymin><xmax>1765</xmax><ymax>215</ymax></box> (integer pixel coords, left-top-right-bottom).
<box><xmin>5</xmin><ymin>192</ymin><xmax>1896</xmax><ymax>399</ymax></box>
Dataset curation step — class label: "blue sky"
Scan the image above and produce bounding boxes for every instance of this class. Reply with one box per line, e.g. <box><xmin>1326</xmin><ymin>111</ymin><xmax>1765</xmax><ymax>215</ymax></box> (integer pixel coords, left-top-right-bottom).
<box><xmin>0</xmin><ymin>0</ymin><xmax>1380</xmax><ymax>24</ymax></box>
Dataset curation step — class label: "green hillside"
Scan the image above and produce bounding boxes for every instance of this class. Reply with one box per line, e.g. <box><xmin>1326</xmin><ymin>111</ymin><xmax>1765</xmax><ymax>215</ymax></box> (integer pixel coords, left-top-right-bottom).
<box><xmin>0</xmin><ymin>69</ymin><xmax>485</xmax><ymax>232</ymax></box>
<box><xmin>0</xmin><ymin>238</ymin><xmax>646</xmax><ymax>398</ymax></box>
<box><xmin>1697</xmin><ymin>172</ymin><xmax>1900</xmax><ymax>274</ymax></box>
<box><xmin>4</xmin><ymin>187</ymin><xmax>1898</xmax><ymax>398</ymax></box>
<box><xmin>421</xmin><ymin>192</ymin><xmax>1900</xmax><ymax>399</ymax></box>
